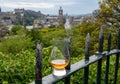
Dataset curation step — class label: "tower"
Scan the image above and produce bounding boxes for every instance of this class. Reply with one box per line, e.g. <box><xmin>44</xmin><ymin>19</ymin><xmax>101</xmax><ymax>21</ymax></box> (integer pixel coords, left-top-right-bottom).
<box><xmin>58</xmin><ymin>7</ymin><xmax>64</xmax><ymax>25</ymax></box>
<box><xmin>59</xmin><ymin>7</ymin><xmax>63</xmax><ymax>16</ymax></box>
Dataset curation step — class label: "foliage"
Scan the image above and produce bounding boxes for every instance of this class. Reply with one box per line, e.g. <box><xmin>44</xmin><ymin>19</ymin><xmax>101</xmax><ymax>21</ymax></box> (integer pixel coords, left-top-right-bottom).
<box><xmin>0</xmin><ymin>47</ymin><xmax>120</xmax><ymax>84</ymax></box>
<box><xmin>10</xmin><ymin>25</ymin><xmax>25</xmax><ymax>35</ymax></box>
<box><xmin>0</xmin><ymin>36</ymin><xmax>33</xmax><ymax>54</ymax></box>
<box><xmin>0</xmin><ymin>50</ymin><xmax>35</xmax><ymax>84</ymax></box>
<box><xmin>40</xmin><ymin>28</ymin><xmax>66</xmax><ymax>47</ymax></box>
<box><xmin>0</xmin><ymin>46</ymin><xmax>52</xmax><ymax>84</ymax></box>
<box><xmin>26</xmin><ymin>29</ymin><xmax>42</xmax><ymax>48</ymax></box>
<box><xmin>94</xmin><ymin>0</ymin><xmax>120</xmax><ymax>28</ymax></box>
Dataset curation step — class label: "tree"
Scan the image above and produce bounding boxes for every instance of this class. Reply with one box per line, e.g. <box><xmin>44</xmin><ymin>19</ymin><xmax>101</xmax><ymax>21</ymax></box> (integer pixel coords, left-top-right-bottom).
<box><xmin>26</xmin><ymin>29</ymin><xmax>42</xmax><ymax>48</ymax></box>
<box><xmin>10</xmin><ymin>25</ymin><xmax>25</xmax><ymax>35</ymax></box>
<box><xmin>94</xmin><ymin>0</ymin><xmax>120</xmax><ymax>29</ymax></box>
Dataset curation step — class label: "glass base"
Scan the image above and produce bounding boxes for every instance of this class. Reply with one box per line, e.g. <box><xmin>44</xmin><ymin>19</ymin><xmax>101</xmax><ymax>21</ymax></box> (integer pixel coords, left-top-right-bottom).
<box><xmin>53</xmin><ymin>68</ymin><xmax>66</xmax><ymax>76</ymax></box>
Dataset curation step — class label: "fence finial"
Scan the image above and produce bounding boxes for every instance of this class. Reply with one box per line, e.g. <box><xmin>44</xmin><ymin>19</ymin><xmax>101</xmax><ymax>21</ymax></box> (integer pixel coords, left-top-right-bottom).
<box><xmin>99</xmin><ymin>27</ymin><xmax>103</xmax><ymax>39</ymax></box>
<box><xmin>35</xmin><ymin>40</ymin><xmax>42</xmax><ymax>84</ymax></box>
<box><xmin>98</xmin><ymin>27</ymin><xmax>104</xmax><ymax>53</ymax></box>
<box><xmin>85</xmin><ymin>33</ymin><xmax>90</xmax><ymax>62</ymax></box>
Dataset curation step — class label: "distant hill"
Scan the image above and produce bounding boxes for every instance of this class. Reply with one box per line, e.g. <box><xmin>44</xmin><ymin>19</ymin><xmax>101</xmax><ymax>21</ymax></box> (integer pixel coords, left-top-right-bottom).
<box><xmin>23</xmin><ymin>10</ymin><xmax>45</xmax><ymax>25</ymax></box>
<box><xmin>24</xmin><ymin>10</ymin><xmax>45</xmax><ymax>18</ymax></box>
<box><xmin>68</xmin><ymin>13</ymin><xmax>93</xmax><ymax>18</ymax></box>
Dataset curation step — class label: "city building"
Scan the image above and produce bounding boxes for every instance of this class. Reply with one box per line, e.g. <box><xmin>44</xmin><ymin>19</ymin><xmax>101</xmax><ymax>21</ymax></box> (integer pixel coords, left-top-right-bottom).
<box><xmin>0</xmin><ymin>7</ymin><xmax>16</xmax><ymax>27</ymax></box>
<box><xmin>0</xmin><ymin>6</ymin><xmax>95</xmax><ymax>30</ymax></box>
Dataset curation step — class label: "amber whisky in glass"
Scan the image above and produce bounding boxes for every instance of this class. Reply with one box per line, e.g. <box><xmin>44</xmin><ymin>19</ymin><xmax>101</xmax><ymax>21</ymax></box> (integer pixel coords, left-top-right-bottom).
<box><xmin>50</xmin><ymin>38</ymin><xmax>69</xmax><ymax>76</ymax></box>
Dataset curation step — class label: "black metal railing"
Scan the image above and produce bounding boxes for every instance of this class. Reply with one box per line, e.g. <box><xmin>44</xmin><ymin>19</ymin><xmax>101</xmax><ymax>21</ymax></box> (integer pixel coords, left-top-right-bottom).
<box><xmin>30</xmin><ymin>28</ymin><xmax>120</xmax><ymax>84</ymax></box>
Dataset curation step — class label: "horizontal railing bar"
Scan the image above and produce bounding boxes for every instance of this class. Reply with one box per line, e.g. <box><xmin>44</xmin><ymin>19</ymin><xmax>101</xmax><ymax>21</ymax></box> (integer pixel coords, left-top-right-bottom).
<box><xmin>30</xmin><ymin>49</ymin><xmax>120</xmax><ymax>84</ymax></box>
<box><xmin>104</xmin><ymin>49</ymin><xmax>120</xmax><ymax>56</ymax></box>
<box><xmin>31</xmin><ymin>55</ymin><xmax>102</xmax><ymax>84</ymax></box>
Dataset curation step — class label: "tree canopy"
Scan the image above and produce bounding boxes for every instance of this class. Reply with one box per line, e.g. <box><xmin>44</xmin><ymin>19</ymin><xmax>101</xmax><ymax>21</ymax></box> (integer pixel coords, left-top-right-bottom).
<box><xmin>94</xmin><ymin>0</ymin><xmax>120</xmax><ymax>29</ymax></box>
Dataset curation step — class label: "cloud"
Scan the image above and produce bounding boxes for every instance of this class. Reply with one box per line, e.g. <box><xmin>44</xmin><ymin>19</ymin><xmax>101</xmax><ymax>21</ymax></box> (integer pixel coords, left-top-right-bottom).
<box><xmin>0</xmin><ymin>0</ymin><xmax>99</xmax><ymax>15</ymax></box>
<box><xmin>55</xmin><ymin>1</ymin><xmax>77</xmax><ymax>6</ymax></box>
<box><xmin>1</xmin><ymin>2</ymin><xmax>55</xmax><ymax>9</ymax></box>
<box><xmin>1</xmin><ymin>1</ymin><xmax>77</xmax><ymax>9</ymax></box>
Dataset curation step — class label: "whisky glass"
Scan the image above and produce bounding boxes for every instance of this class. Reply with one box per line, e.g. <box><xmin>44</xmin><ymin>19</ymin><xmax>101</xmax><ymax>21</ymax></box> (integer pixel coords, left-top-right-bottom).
<box><xmin>50</xmin><ymin>38</ymin><xmax>69</xmax><ymax>76</ymax></box>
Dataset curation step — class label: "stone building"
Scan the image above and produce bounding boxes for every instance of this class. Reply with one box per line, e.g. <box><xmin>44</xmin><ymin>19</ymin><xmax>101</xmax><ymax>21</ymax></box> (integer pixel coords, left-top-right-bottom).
<box><xmin>0</xmin><ymin>12</ymin><xmax>15</xmax><ymax>24</ymax></box>
<box><xmin>33</xmin><ymin>19</ymin><xmax>40</xmax><ymax>28</ymax></box>
<box><xmin>0</xmin><ymin>7</ymin><xmax>16</xmax><ymax>26</ymax></box>
<box><xmin>14</xmin><ymin>8</ymin><xmax>25</xmax><ymax>25</ymax></box>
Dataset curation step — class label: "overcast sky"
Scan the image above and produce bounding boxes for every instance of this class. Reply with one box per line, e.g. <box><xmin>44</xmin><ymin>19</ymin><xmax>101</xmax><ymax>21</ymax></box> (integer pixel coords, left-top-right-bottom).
<box><xmin>0</xmin><ymin>0</ymin><xmax>99</xmax><ymax>15</ymax></box>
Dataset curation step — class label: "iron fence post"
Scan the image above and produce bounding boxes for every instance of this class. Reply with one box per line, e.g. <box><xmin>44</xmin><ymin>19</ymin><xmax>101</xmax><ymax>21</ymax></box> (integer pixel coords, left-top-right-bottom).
<box><xmin>84</xmin><ymin>33</ymin><xmax>90</xmax><ymax>84</ymax></box>
<box><xmin>96</xmin><ymin>28</ymin><xmax>104</xmax><ymax>84</ymax></box>
<box><xmin>35</xmin><ymin>41</ymin><xmax>42</xmax><ymax>84</ymax></box>
<box><xmin>65</xmin><ymin>38</ymin><xmax>71</xmax><ymax>84</ymax></box>
<box><xmin>113</xmin><ymin>29</ymin><xmax>120</xmax><ymax>84</ymax></box>
<box><xmin>105</xmin><ymin>33</ymin><xmax>111</xmax><ymax>84</ymax></box>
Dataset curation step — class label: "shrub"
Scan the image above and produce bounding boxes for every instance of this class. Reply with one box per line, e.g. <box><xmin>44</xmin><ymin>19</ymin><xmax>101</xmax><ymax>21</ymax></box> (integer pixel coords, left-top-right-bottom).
<box><xmin>10</xmin><ymin>25</ymin><xmax>25</xmax><ymax>35</ymax></box>
<box><xmin>0</xmin><ymin>36</ymin><xmax>33</xmax><ymax>54</ymax></box>
<box><xmin>0</xmin><ymin>50</ymin><xmax>35</xmax><ymax>84</ymax></box>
